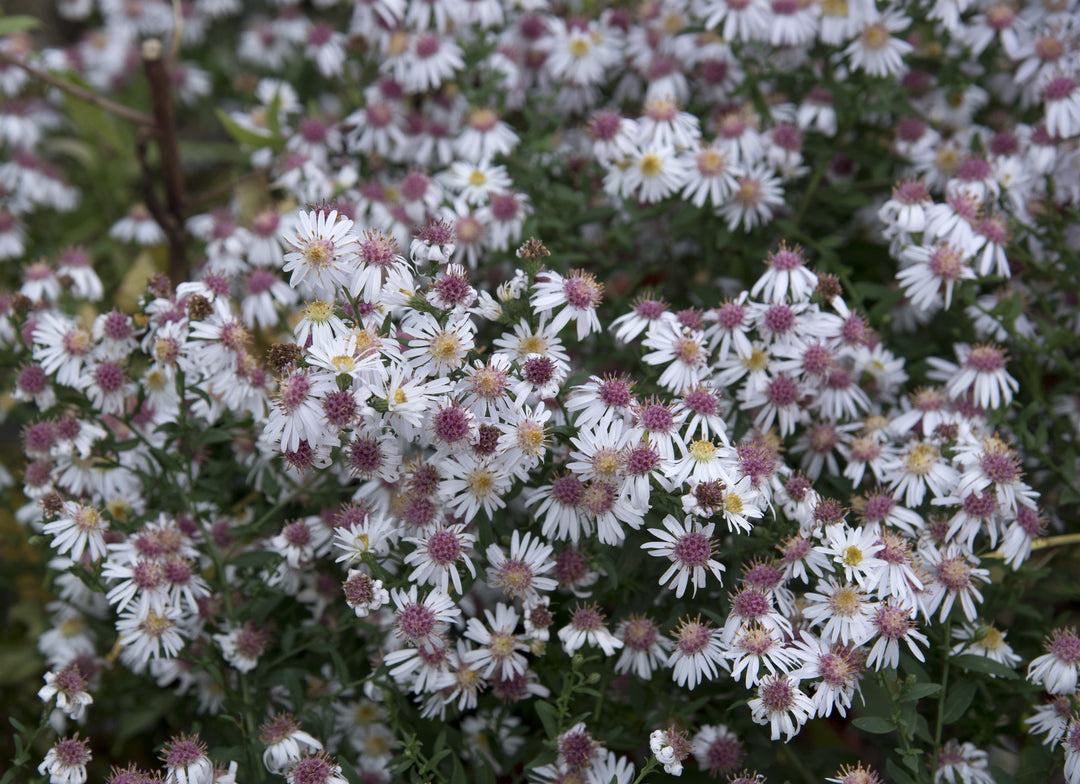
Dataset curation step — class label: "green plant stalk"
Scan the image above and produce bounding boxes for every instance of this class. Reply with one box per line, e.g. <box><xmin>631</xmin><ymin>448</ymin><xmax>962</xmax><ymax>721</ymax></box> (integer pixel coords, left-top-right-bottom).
<box><xmin>934</xmin><ymin>618</ymin><xmax>953</xmax><ymax>757</ymax></box>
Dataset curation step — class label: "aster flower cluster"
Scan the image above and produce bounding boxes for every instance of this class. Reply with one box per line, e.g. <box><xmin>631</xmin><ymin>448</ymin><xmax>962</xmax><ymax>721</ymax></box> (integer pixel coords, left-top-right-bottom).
<box><xmin>1</xmin><ymin>206</ymin><xmax>1062</xmax><ymax>782</ymax></box>
<box><xmin>2</xmin><ymin>0</ymin><xmax>1080</xmax><ymax>783</ymax></box>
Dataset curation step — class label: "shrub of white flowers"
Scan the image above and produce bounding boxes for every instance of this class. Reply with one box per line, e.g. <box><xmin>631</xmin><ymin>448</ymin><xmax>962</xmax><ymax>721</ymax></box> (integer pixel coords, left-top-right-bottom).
<box><xmin>2</xmin><ymin>2</ymin><xmax>1080</xmax><ymax>784</ymax></box>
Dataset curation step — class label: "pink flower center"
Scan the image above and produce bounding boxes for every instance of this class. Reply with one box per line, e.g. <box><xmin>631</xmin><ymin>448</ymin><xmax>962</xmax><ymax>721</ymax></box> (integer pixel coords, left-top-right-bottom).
<box><xmin>1049</xmin><ymin>630</ymin><xmax>1080</xmax><ymax>663</ymax></box>
<box><xmin>965</xmin><ymin>345</ymin><xmax>1006</xmax><ymax>373</ymax></box>
<box><xmin>397</xmin><ymin>602</ymin><xmax>436</xmax><ymax>640</ymax></box>
<box><xmin>598</xmin><ymin>377</ymin><xmax>633</xmax><ymax>407</ymax></box>
<box><xmin>766</xmin><ymin>376</ymin><xmax>799</xmax><ymax>407</ymax></box>
<box><xmin>426</xmin><ymin>530</ymin><xmax>462</xmax><ymax>565</ymax></box>
<box><xmin>347</xmin><ymin>437</ymin><xmax>383</xmax><ymax>475</ymax></box>
<box><xmin>760</xmin><ymin>676</ymin><xmax>795</xmax><ymax>711</ymax></box>
<box><xmin>551</xmin><ymin>474</ymin><xmax>585</xmax><ymax>506</ymax></box>
<box><xmin>673</xmin><ymin>530</ymin><xmax>712</xmax><ymax>567</ymax></box>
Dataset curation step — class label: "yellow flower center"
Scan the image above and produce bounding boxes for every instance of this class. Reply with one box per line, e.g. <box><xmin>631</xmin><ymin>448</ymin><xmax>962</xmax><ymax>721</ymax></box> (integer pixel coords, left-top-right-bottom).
<box><xmin>429</xmin><ymin>332</ymin><xmax>461</xmax><ymax>361</ymax></box>
<box><xmin>568</xmin><ymin>37</ymin><xmax>591</xmax><ymax>58</ymax></box>
<box><xmin>304</xmin><ymin>300</ymin><xmax>334</xmax><ymax>323</ymax></box>
<box><xmin>689</xmin><ymin>440</ymin><xmax>717</xmax><ymax>462</ymax></box>
<box><xmin>842</xmin><ymin>546</ymin><xmax>864</xmax><ymax>567</ymax></box>
<box><xmin>639</xmin><ymin>153</ymin><xmax>663</xmax><ymax>178</ymax></box>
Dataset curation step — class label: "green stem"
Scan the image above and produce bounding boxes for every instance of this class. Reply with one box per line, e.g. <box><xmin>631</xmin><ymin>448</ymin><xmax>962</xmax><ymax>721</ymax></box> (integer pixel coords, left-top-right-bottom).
<box><xmin>792</xmin><ymin>161</ymin><xmax>828</xmax><ymax>230</ymax></box>
<box><xmin>630</xmin><ymin>756</ymin><xmax>660</xmax><ymax>784</ymax></box>
<box><xmin>934</xmin><ymin>618</ymin><xmax>953</xmax><ymax>753</ymax></box>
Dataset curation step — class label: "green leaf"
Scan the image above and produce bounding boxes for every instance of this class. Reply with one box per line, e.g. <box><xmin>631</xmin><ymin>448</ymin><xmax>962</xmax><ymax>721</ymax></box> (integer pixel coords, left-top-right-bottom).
<box><xmin>0</xmin><ymin>15</ymin><xmax>41</xmax><ymax>35</ymax></box>
<box><xmin>229</xmin><ymin>550</ymin><xmax>281</xmax><ymax>569</ymax></box>
<box><xmin>215</xmin><ymin>108</ymin><xmax>275</xmax><ymax>150</ymax></box>
<box><xmin>887</xmin><ymin>758</ymin><xmax>918</xmax><ymax>784</ymax></box>
<box><xmin>852</xmin><ymin>716</ymin><xmax>897</xmax><ymax>734</ymax></box>
<box><xmin>900</xmin><ymin>683</ymin><xmax>942</xmax><ymax>702</ymax></box>
<box><xmin>951</xmin><ymin>653</ymin><xmax>1019</xmax><ymax>679</ymax></box>
<box><xmin>941</xmin><ymin>679</ymin><xmax>978</xmax><ymax>724</ymax></box>
<box><xmin>535</xmin><ymin>701</ymin><xmax>559</xmax><ymax>739</ymax></box>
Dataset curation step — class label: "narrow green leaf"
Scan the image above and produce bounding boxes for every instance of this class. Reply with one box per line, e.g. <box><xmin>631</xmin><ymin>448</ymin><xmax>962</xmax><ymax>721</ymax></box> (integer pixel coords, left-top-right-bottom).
<box><xmin>0</xmin><ymin>15</ymin><xmax>42</xmax><ymax>35</ymax></box>
<box><xmin>215</xmin><ymin>108</ymin><xmax>274</xmax><ymax>150</ymax></box>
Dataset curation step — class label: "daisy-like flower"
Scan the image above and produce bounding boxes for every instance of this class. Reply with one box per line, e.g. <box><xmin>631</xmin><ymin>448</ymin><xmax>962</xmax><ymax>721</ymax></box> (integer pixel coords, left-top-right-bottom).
<box><xmin>611</xmin><ymin>297</ymin><xmax>670</xmax><ymax>344</ymax></box>
<box><xmin>33</xmin><ymin>313</ymin><xmax>94</xmax><ymax>388</ymax></box>
<box><xmin>464</xmin><ymin>603</ymin><xmax>530</xmax><ymax>679</ymax></box>
<box><xmin>747</xmin><ymin>674</ymin><xmax>814</xmax><ymax>742</ymax></box>
<box><xmin>681</xmin><ymin>142</ymin><xmax>739</xmax><ymax>208</ymax></box>
<box><xmin>404</xmin><ymin>523</ymin><xmax>476</xmax><ymax>595</ymax></box>
<box><xmin>751</xmin><ymin>244</ymin><xmax>817</xmax><ymax>304</ymax></box>
<box><xmin>265</xmin><ymin>368</ymin><xmax>337</xmax><ymax>453</ymax></box>
<box><xmin>1026</xmin><ymin>696</ymin><xmax>1074</xmax><ymax>749</ymax></box>
<box><xmin>927</xmin><ymin>343</ymin><xmax>1018</xmax><ymax>410</ymax></box>
<box><xmin>443</xmin><ymin>159</ymin><xmax>512</xmax><ymax>206</ymax></box>
<box><xmin>1028</xmin><ymin>627</ymin><xmax>1080</xmax><ymax>695</ymax></box>
<box><xmin>1043</xmin><ymin>75</ymin><xmax>1080</xmax><ymax>139</ymax></box>
<box><xmin>38</xmin><ymin>664</ymin><xmax>93</xmax><ymax>721</ymax></box>
<box><xmin>642</xmin><ymin>318</ymin><xmax>710</xmax><ymax>395</ymax></box>
<box><xmin>819</xmin><ymin>525</ymin><xmax>885</xmax><ymax>589</ymax></box>
<box><xmin>161</xmin><ymin>733</ymin><xmax>214</xmax><ymax>784</ymax></box>
<box><xmin>485</xmin><ymin>530</ymin><xmax>557</xmax><ymax>604</ymax></box>
<box><xmin>621</xmin><ymin>144</ymin><xmax>690</xmax><ymax>204</ymax></box>
<box><xmin>918</xmin><ymin>544</ymin><xmax>990</xmax><ymax>623</ymax></box>
<box><xmin>390</xmin><ymin>585</ymin><xmax>460</xmax><ymax>651</ymax></box>
<box><xmin>492</xmin><ymin>317</ymin><xmax>571</xmax><ymax>370</ymax></box>
<box><xmin>844</xmin><ymin>14</ymin><xmax>913</xmax><ymax>78</ymax></box>
<box><xmin>281</xmin><ymin>209</ymin><xmax>357</xmax><ymax>300</ymax></box>
<box><xmin>1061</xmin><ymin>719</ymin><xmax>1080</xmax><ymax>784</ymax></box>
<box><xmin>526</xmin><ymin>472</ymin><xmax>590</xmax><ymax>544</ymax></box>
<box><xmin>116</xmin><ymin>605</ymin><xmax>187</xmax><ymax>670</ymax></box>
<box><xmin>933</xmin><ymin>741</ymin><xmax>994</xmax><ymax>784</ymax></box>
<box><xmin>897</xmin><ymin>243</ymin><xmax>976</xmax><ymax>310</ymax></box>
<box><xmin>351</xmin><ymin>228</ymin><xmax>411</xmax><ymax>304</ymax></box>
<box><xmin>692</xmin><ymin>725</ymin><xmax>743</xmax><ymax>776</ymax></box>
<box><xmin>39</xmin><ymin>735</ymin><xmax>91</xmax><ymax>784</ymax></box>
<box><xmin>954</xmin><ymin>434</ymin><xmax>1030</xmax><ymax>513</ymax></box>
<box><xmin>951</xmin><ymin>623</ymin><xmax>1021</xmax><ymax>669</ymax></box>
<box><xmin>649</xmin><ymin>727</ymin><xmax>692</xmax><ymax>776</ymax></box>
<box><xmin>790</xmin><ymin>633</ymin><xmax>865</xmax><ymax>718</ymax></box>
<box><xmin>531</xmin><ymin>269</ymin><xmax>604</xmax><ymax>341</ymax></box>
<box><xmin>866</xmin><ymin>599</ymin><xmax>928</xmax><ymax>670</ymax></box>
<box><xmin>884</xmin><ymin>440</ymin><xmax>959</xmax><ymax>508</ymax></box>
<box><xmin>667</xmin><ymin>615</ymin><xmax>727</xmax><ymax>690</ymax></box>
<box><xmin>341</xmin><ymin>570</ymin><xmax>389</xmax><ymax>618</ymax></box>
<box><xmin>827</xmin><ymin>763</ymin><xmax>882</xmax><ymax>784</ymax></box>
<box><xmin>879</xmin><ymin>180</ymin><xmax>932</xmax><ymax>236</ymax></box>
<box><xmin>402</xmin><ymin>312</ymin><xmax>475</xmax><ymax>378</ymax></box>
<box><xmin>558</xmin><ymin>603</ymin><xmax>622</xmax><ymax>657</ymax></box>
<box><xmin>642</xmin><ymin>515</ymin><xmax>725</xmax><ymax>598</ymax></box>
<box><xmin>439</xmin><ymin>452</ymin><xmax>510</xmax><ymax>522</ymax></box>
<box><xmin>43</xmin><ymin>502</ymin><xmax>109</xmax><ymax>562</ymax></box>
<box><xmin>803</xmin><ymin>579</ymin><xmax>877</xmax><ymax>646</ymax></box>
<box><xmin>615</xmin><ymin>615</ymin><xmax>672</xmax><ymax>680</ymax></box>
<box><xmin>260</xmin><ymin>713</ymin><xmax>323</xmax><ymax>775</ymax></box>
<box><xmin>740</xmin><ymin>372</ymin><xmax>806</xmax><ymax>438</ymax></box>
<box><xmin>214</xmin><ymin>622</ymin><xmax>269</xmax><ymax>674</ymax></box>
<box><xmin>284</xmin><ymin>753</ymin><xmax>349</xmax><ymax>784</ymax></box>
<box><xmin>725</xmin><ymin>622</ymin><xmax>797</xmax><ymax>687</ymax></box>
<box><xmin>720</xmin><ymin>164</ymin><xmax>785</xmax><ymax>232</ymax></box>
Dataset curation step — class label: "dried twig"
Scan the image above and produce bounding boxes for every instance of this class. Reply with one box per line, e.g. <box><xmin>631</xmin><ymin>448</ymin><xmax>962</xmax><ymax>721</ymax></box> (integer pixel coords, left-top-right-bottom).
<box><xmin>141</xmin><ymin>39</ymin><xmax>189</xmax><ymax>285</ymax></box>
<box><xmin>0</xmin><ymin>51</ymin><xmax>155</xmax><ymax>127</ymax></box>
